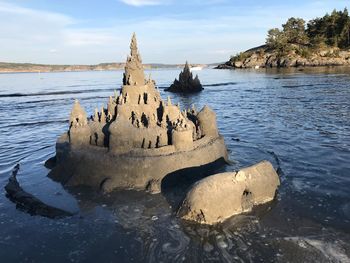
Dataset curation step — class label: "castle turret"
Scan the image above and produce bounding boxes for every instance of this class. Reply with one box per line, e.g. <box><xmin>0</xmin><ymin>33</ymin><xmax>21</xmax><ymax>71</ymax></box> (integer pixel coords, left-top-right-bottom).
<box><xmin>197</xmin><ymin>105</ymin><xmax>219</xmax><ymax>138</ymax></box>
<box><xmin>107</xmin><ymin>96</ymin><xmax>116</xmax><ymax>118</ymax></box>
<box><xmin>68</xmin><ymin>100</ymin><xmax>91</xmax><ymax>146</ymax></box>
<box><xmin>123</xmin><ymin>33</ymin><xmax>145</xmax><ymax>86</ymax></box>
<box><xmin>93</xmin><ymin>108</ymin><xmax>99</xmax><ymax>121</ymax></box>
<box><xmin>69</xmin><ymin>99</ymin><xmax>87</xmax><ymax>127</ymax></box>
<box><xmin>167</xmin><ymin>96</ymin><xmax>172</xmax><ymax>106</ymax></box>
<box><xmin>100</xmin><ymin>105</ymin><xmax>106</xmax><ymax>124</ymax></box>
<box><xmin>172</xmin><ymin>122</ymin><xmax>194</xmax><ymax>151</ymax></box>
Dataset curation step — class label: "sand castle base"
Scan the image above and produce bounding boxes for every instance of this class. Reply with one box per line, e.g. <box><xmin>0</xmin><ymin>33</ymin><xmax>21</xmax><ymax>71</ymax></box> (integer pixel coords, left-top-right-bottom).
<box><xmin>49</xmin><ymin>133</ymin><xmax>228</xmax><ymax>193</ymax></box>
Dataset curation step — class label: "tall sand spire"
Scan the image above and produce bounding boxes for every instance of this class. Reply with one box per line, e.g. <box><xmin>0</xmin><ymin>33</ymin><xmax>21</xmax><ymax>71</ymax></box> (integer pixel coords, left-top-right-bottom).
<box><xmin>123</xmin><ymin>33</ymin><xmax>145</xmax><ymax>86</ymax></box>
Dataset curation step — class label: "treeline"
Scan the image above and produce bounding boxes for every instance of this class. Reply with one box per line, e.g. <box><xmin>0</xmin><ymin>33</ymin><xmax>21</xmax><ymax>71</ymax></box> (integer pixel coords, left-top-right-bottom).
<box><xmin>266</xmin><ymin>8</ymin><xmax>350</xmax><ymax>56</ymax></box>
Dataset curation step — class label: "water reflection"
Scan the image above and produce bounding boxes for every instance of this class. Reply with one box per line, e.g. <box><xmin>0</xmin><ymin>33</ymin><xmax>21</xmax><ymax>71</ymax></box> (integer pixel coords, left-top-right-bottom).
<box><xmin>0</xmin><ymin>67</ymin><xmax>349</xmax><ymax>262</ymax></box>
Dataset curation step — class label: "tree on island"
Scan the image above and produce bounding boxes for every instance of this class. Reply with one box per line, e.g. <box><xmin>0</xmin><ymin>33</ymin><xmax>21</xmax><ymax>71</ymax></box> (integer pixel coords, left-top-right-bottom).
<box><xmin>265</xmin><ymin>8</ymin><xmax>350</xmax><ymax>57</ymax></box>
<box><xmin>166</xmin><ymin>62</ymin><xmax>203</xmax><ymax>93</ymax></box>
<box><xmin>219</xmin><ymin>7</ymin><xmax>350</xmax><ymax>69</ymax></box>
<box><xmin>307</xmin><ymin>8</ymin><xmax>350</xmax><ymax>48</ymax></box>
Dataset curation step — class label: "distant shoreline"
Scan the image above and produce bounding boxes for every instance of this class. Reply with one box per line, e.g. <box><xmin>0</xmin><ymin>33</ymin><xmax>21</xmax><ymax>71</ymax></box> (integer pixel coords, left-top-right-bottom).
<box><xmin>0</xmin><ymin>62</ymin><xmax>213</xmax><ymax>73</ymax></box>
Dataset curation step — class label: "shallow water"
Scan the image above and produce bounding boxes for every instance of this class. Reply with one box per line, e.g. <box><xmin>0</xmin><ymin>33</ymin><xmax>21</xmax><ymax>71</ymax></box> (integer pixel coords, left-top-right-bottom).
<box><xmin>0</xmin><ymin>67</ymin><xmax>350</xmax><ymax>262</ymax></box>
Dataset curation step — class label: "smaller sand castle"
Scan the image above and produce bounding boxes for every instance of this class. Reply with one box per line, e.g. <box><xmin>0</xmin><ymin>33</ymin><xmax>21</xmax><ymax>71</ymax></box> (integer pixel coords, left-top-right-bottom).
<box><xmin>166</xmin><ymin>62</ymin><xmax>203</xmax><ymax>93</ymax></box>
<box><xmin>178</xmin><ymin>161</ymin><xmax>280</xmax><ymax>224</ymax></box>
<box><xmin>49</xmin><ymin>34</ymin><xmax>228</xmax><ymax>193</ymax></box>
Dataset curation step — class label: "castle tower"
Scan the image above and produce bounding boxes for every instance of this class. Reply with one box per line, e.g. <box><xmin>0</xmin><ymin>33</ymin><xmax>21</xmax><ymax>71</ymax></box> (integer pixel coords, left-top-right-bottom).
<box><xmin>123</xmin><ymin>33</ymin><xmax>145</xmax><ymax>86</ymax></box>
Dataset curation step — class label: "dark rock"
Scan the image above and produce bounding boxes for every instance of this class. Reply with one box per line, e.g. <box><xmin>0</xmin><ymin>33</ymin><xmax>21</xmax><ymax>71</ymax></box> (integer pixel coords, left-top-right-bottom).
<box><xmin>214</xmin><ymin>63</ymin><xmax>234</xmax><ymax>69</ymax></box>
<box><xmin>166</xmin><ymin>62</ymin><xmax>203</xmax><ymax>93</ymax></box>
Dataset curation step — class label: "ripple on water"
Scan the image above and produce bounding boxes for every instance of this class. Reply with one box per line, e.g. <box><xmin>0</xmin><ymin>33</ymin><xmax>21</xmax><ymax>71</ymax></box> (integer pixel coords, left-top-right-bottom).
<box><xmin>0</xmin><ymin>69</ymin><xmax>349</xmax><ymax>262</ymax></box>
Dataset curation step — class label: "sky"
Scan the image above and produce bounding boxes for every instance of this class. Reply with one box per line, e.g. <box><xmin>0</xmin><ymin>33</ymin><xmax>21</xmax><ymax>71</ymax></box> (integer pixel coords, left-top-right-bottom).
<box><xmin>0</xmin><ymin>0</ymin><xmax>348</xmax><ymax>64</ymax></box>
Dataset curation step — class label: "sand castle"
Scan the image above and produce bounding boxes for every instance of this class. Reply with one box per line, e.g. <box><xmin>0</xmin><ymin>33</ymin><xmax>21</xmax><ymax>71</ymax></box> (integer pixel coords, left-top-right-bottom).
<box><xmin>166</xmin><ymin>61</ymin><xmax>203</xmax><ymax>93</ymax></box>
<box><xmin>49</xmin><ymin>34</ymin><xmax>228</xmax><ymax>193</ymax></box>
<box><xmin>46</xmin><ymin>34</ymin><xmax>280</xmax><ymax>224</ymax></box>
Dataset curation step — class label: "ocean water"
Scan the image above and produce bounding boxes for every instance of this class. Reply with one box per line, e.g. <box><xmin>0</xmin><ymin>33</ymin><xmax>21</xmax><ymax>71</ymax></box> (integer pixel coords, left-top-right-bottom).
<box><xmin>0</xmin><ymin>67</ymin><xmax>349</xmax><ymax>262</ymax></box>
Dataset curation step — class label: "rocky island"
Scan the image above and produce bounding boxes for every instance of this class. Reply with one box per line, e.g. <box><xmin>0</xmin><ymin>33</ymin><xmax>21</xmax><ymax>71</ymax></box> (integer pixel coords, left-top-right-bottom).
<box><xmin>217</xmin><ymin>9</ymin><xmax>350</xmax><ymax>69</ymax></box>
<box><xmin>165</xmin><ymin>62</ymin><xmax>203</xmax><ymax>93</ymax></box>
<box><xmin>48</xmin><ymin>34</ymin><xmax>228</xmax><ymax>194</ymax></box>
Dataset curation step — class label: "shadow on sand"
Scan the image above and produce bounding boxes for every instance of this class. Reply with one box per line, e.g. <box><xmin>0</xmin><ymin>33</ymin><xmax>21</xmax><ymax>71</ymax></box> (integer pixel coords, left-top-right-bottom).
<box><xmin>161</xmin><ymin>158</ymin><xmax>228</xmax><ymax>211</ymax></box>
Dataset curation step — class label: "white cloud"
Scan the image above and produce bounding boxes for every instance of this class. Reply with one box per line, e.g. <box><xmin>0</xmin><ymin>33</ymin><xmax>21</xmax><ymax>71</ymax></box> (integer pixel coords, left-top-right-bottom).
<box><xmin>0</xmin><ymin>2</ymin><xmax>300</xmax><ymax>64</ymax></box>
<box><xmin>0</xmin><ymin>0</ymin><xmax>348</xmax><ymax>64</ymax></box>
<box><xmin>0</xmin><ymin>2</ymin><xmax>74</xmax><ymax>25</ymax></box>
<box><xmin>119</xmin><ymin>0</ymin><xmax>168</xmax><ymax>7</ymax></box>
<box><xmin>63</xmin><ymin>30</ymin><xmax>122</xmax><ymax>47</ymax></box>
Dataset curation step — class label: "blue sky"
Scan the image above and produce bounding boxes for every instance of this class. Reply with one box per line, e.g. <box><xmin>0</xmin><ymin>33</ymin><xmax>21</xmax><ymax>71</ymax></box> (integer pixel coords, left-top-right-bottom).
<box><xmin>0</xmin><ymin>0</ymin><xmax>348</xmax><ymax>64</ymax></box>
